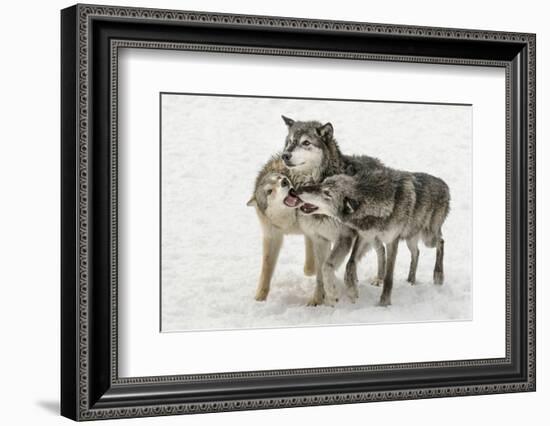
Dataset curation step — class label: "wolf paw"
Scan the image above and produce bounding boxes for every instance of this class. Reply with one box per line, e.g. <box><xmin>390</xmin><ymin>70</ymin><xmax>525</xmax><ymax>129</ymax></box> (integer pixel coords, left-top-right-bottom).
<box><xmin>307</xmin><ymin>294</ymin><xmax>324</xmax><ymax>307</ymax></box>
<box><xmin>378</xmin><ymin>294</ymin><xmax>392</xmax><ymax>307</ymax></box>
<box><xmin>407</xmin><ymin>276</ymin><xmax>416</xmax><ymax>285</ymax></box>
<box><xmin>323</xmin><ymin>281</ymin><xmax>339</xmax><ymax>307</ymax></box>
<box><xmin>254</xmin><ymin>288</ymin><xmax>269</xmax><ymax>301</ymax></box>
<box><xmin>346</xmin><ymin>285</ymin><xmax>359</xmax><ymax>303</ymax></box>
<box><xmin>323</xmin><ymin>294</ymin><xmax>338</xmax><ymax>307</ymax></box>
<box><xmin>370</xmin><ymin>277</ymin><xmax>384</xmax><ymax>287</ymax></box>
<box><xmin>344</xmin><ymin>266</ymin><xmax>358</xmax><ymax>290</ymax></box>
<box><xmin>433</xmin><ymin>271</ymin><xmax>444</xmax><ymax>285</ymax></box>
<box><xmin>322</xmin><ymin>289</ymin><xmax>339</xmax><ymax>306</ymax></box>
<box><xmin>303</xmin><ymin>263</ymin><xmax>316</xmax><ymax>277</ymax></box>
<box><xmin>307</xmin><ymin>285</ymin><xmax>325</xmax><ymax>306</ymax></box>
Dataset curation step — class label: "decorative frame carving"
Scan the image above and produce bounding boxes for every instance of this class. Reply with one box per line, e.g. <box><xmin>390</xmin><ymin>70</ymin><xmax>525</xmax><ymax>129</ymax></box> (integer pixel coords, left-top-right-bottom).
<box><xmin>61</xmin><ymin>4</ymin><xmax>535</xmax><ymax>421</ymax></box>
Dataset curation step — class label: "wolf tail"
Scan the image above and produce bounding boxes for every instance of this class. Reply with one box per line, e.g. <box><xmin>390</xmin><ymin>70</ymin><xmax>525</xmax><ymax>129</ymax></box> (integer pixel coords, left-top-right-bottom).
<box><xmin>422</xmin><ymin>180</ymin><xmax>450</xmax><ymax>247</ymax></box>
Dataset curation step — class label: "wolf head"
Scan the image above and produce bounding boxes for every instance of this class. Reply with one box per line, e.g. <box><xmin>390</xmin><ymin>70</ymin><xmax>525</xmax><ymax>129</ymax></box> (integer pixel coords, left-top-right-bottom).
<box><xmin>292</xmin><ymin>174</ymin><xmax>359</xmax><ymax>219</ymax></box>
<box><xmin>293</xmin><ymin>171</ymin><xmax>395</xmax><ymax>221</ymax></box>
<box><xmin>280</xmin><ymin>116</ymin><xmax>342</xmax><ymax>181</ymax></box>
<box><xmin>247</xmin><ymin>172</ymin><xmax>294</xmax><ymax>215</ymax></box>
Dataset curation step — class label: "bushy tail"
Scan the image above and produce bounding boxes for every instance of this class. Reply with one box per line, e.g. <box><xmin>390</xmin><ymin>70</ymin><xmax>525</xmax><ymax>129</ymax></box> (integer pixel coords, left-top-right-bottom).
<box><xmin>423</xmin><ymin>183</ymin><xmax>450</xmax><ymax>247</ymax></box>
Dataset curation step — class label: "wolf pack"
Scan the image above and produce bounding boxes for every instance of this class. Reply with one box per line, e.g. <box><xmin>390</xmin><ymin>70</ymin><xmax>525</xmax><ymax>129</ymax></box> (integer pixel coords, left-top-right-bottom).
<box><xmin>247</xmin><ymin>116</ymin><xmax>450</xmax><ymax>307</ymax></box>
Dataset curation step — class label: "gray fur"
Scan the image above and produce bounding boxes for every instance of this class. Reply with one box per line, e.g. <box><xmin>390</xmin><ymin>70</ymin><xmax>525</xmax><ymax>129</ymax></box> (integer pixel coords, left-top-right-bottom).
<box><xmin>247</xmin><ymin>168</ymin><xmax>314</xmax><ymax>301</ymax></box>
<box><xmin>280</xmin><ymin>118</ymin><xmax>386</xmax><ymax>305</ymax></box>
<box><xmin>250</xmin><ymin>116</ymin><xmax>447</xmax><ymax>306</ymax></box>
<box><xmin>248</xmin><ymin>156</ymin><xmax>291</xmax><ymax>212</ymax></box>
<box><xmin>249</xmin><ymin>118</ymin><xmax>385</xmax><ymax>305</ymax></box>
<box><xmin>345</xmin><ymin>237</ymin><xmax>386</xmax><ymax>289</ymax></box>
<box><xmin>281</xmin><ymin>118</ymin><xmax>383</xmax><ymax>184</ymax></box>
<box><xmin>296</xmin><ymin>166</ymin><xmax>450</xmax><ymax>306</ymax></box>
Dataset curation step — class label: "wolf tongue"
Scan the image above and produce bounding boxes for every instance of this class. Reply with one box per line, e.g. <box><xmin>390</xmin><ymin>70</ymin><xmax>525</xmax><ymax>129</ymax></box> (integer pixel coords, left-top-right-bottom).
<box><xmin>284</xmin><ymin>195</ymin><xmax>299</xmax><ymax>207</ymax></box>
<box><xmin>300</xmin><ymin>203</ymin><xmax>318</xmax><ymax>213</ymax></box>
<box><xmin>284</xmin><ymin>188</ymin><xmax>303</xmax><ymax>207</ymax></box>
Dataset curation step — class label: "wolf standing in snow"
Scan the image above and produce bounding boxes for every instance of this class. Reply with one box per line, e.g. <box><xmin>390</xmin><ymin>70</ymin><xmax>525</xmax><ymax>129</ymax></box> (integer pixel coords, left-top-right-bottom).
<box><xmin>294</xmin><ymin>168</ymin><xmax>450</xmax><ymax>306</ymax></box>
<box><xmin>280</xmin><ymin>117</ymin><xmax>387</xmax><ymax>305</ymax></box>
<box><xmin>248</xmin><ymin>116</ymin><xmax>385</xmax><ymax>305</ymax></box>
<box><xmin>246</xmin><ymin>164</ymin><xmax>316</xmax><ymax>301</ymax></box>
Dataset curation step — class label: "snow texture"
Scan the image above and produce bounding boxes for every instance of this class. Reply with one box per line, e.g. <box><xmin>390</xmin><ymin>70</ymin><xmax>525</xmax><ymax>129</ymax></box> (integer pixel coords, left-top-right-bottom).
<box><xmin>161</xmin><ymin>94</ymin><xmax>472</xmax><ymax>332</ymax></box>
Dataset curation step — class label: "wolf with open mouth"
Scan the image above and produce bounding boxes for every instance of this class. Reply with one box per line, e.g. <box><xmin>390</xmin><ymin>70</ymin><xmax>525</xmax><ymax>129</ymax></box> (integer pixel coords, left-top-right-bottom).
<box><xmin>247</xmin><ymin>165</ymin><xmax>316</xmax><ymax>302</ymax></box>
<box><xmin>293</xmin><ymin>168</ymin><xmax>450</xmax><ymax>306</ymax></box>
<box><xmin>248</xmin><ymin>116</ymin><xmax>387</xmax><ymax>305</ymax></box>
<box><xmin>276</xmin><ymin>116</ymin><xmax>388</xmax><ymax>305</ymax></box>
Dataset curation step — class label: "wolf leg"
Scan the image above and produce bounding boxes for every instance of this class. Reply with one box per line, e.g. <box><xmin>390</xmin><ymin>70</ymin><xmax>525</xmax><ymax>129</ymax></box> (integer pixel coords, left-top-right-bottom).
<box><xmin>406</xmin><ymin>236</ymin><xmax>420</xmax><ymax>285</ymax></box>
<box><xmin>346</xmin><ymin>236</ymin><xmax>375</xmax><ymax>300</ymax></box>
<box><xmin>303</xmin><ymin>236</ymin><xmax>316</xmax><ymax>276</ymax></box>
<box><xmin>308</xmin><ymin>237</ymin><xmax>330</xmax><ymax>306</ymax></box>
<box><xmin>323</xmin><ymin>231</ymin><xmax>355</xmax><ymax>305</ymax></box>
<box><xmin>372</xmin><ymin>238</ymin><xmax>386</xmax><ymax>287</ymax></box>
<box><xmin>255</xmin><ymin>230</ymin><xmax>283</xmax><ymax>301</ymax></box>
<box><xmin>379</xmin><ymin>238</ymin><xmax>399</xmax><ymax>306</ymax></box>
<box><xmin>434</xmin><ymin>238</ymin><xmax>445</xmax><ymax>285</ymax></box>
<box><xmin>345</xmin><ymin>236</ymin><xmax>366</xmax><ymax>301</ymax></box>
<box><xmin>429</xmin><ymin>201</ymin><xmax>448</xmax><ymax>284</ymax></box>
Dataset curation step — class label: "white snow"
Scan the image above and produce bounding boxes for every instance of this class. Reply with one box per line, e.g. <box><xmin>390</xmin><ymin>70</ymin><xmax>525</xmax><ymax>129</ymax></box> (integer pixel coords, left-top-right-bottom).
<box><xmin>161</xmin><ymin>94</ymin><xmax>472</xmax><ymax>332</ymax></box>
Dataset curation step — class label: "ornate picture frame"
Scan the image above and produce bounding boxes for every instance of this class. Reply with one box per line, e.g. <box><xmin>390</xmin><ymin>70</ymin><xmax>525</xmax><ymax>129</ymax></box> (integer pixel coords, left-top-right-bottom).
<box><xmin>61</xmin><ymin>4</ymin><xmax>535</xmax><ymax>421</ymax></box>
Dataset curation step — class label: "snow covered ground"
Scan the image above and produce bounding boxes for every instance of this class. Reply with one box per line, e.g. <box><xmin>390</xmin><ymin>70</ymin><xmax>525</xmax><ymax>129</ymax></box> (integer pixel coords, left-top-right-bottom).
<box><xmin>160</xmin><ymin>94</ymin><xmax>472</xmax><ymax>332</ymax></box>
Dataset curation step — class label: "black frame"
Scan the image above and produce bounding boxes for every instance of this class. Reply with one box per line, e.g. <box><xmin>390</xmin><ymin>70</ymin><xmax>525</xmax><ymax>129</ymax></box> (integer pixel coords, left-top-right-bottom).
<box><xmin>61</xmin><ymin>4</ymin><xmax>536</xmax><ymax>421</ymax></box>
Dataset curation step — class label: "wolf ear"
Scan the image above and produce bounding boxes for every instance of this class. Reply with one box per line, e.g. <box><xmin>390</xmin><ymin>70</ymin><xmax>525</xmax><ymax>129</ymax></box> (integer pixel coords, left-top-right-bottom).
<box><xmin>343</xmin><ymin>197</ymin><xmax>359</xmax><ymax>215</ymax></box>
<box><xmin>246</xmin><ymin>196</ymin><xmax>257</xmax><ymax>207</ymax></box>
<box><xmin>281</xmin><ymin>115</ymin><xmax>295</xmax><ymax>127</ymax></box>
<box><xmin>317</xmin><ymin>122</ymin><xmax>334</xmax><ymax>139</ymax></box>
<box><xmin>344</xmin><ymin>163</ymin><xmax>356</xmax><ymax>176</ymax></box>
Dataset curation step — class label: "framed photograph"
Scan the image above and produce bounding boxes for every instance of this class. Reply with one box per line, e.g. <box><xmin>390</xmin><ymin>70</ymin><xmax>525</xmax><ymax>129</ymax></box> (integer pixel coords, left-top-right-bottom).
<box><xmin>61</xmin><ymin>4</ymin><xmax>536</xmax><ymax>421</ymax></box>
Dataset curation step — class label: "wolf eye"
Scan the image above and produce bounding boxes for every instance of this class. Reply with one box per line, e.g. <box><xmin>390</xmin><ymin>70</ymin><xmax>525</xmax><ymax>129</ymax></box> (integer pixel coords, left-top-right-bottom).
<box><xmin>323</xmin><ymin>190</ymin><xmax>331</xmax><ymax>198</ymax></box>
<box><xmin>302</xmin><ymin>140</ymin><xmax>311</xmax><ymax>147</ymax></box>
<box><xmin>266</xmin><ymin>189</ymin><xmax>273</xmax><ymax>195</ymax></box>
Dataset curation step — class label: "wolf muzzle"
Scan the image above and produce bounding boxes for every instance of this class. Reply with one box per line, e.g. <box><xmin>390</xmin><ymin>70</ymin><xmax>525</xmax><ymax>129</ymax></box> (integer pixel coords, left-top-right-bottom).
<box><xmin>291</xmin><ymin>187</ymin><xmax>320</xmax><ymax>214</ymax></box>
<box><xmin>283</xmin><ymin>188</ymin><xmax>302</xmax><ymax>207</ymax></box>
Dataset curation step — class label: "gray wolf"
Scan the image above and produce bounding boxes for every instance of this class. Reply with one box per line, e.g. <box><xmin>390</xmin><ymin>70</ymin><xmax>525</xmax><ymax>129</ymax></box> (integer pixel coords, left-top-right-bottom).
<box><xmin>278</xmin><ymin>116</ymin><xmax>387</xmax><ymax>305</ymax></box>
<box><xmin>247</xmin><ymin>164</ymin><xmax>315</xmax><ymax>301</ymax></box>
<box><xmin>248</xmin><ymin>116</ymin><xmax>384</xmax><ymax>305</ymax></box>
<box><xmin>294</xmin><ymin>167</ymin><xmax>450</xmax><ymax>306</ymax></box>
